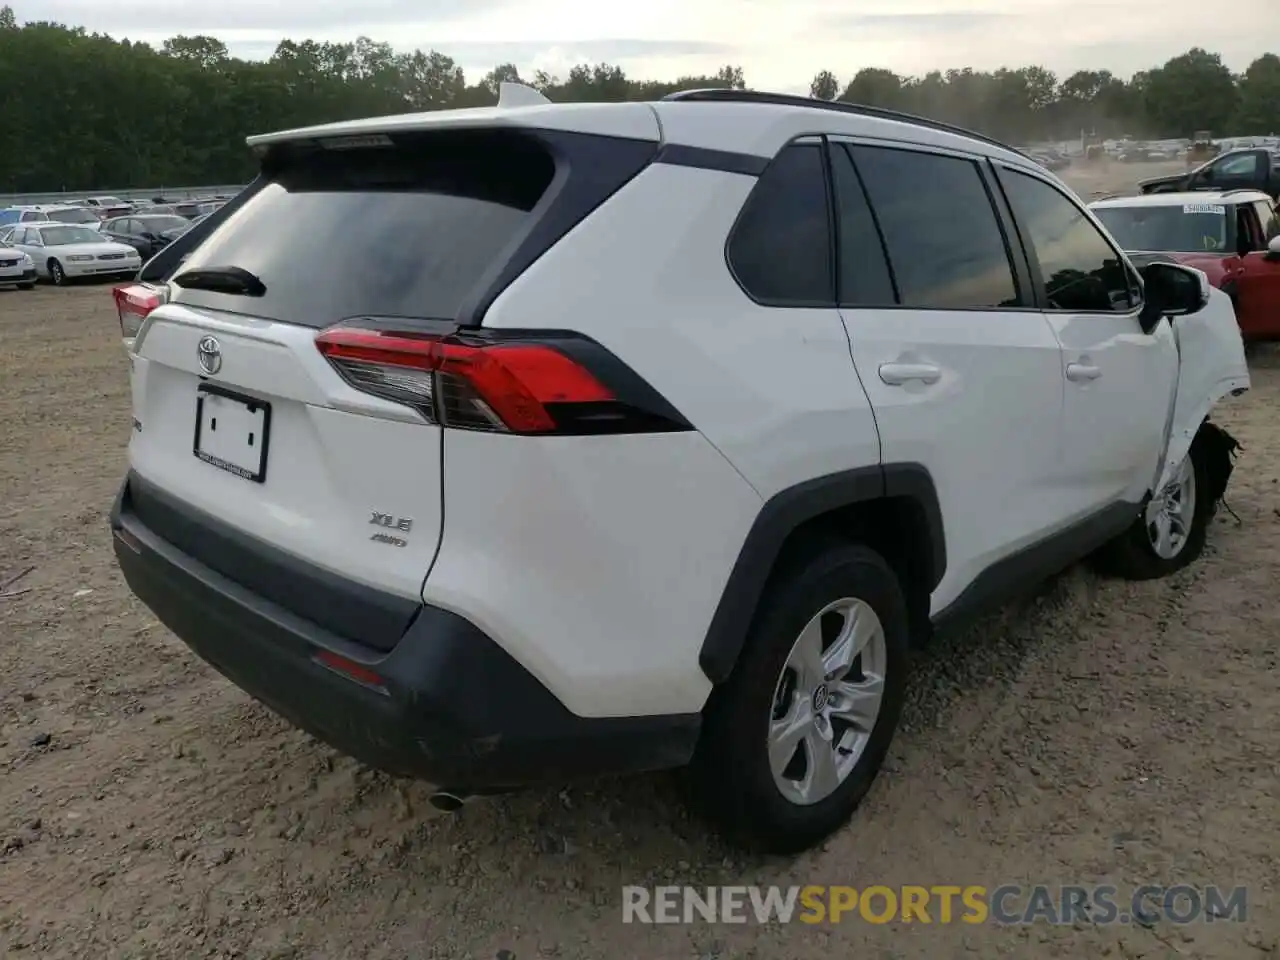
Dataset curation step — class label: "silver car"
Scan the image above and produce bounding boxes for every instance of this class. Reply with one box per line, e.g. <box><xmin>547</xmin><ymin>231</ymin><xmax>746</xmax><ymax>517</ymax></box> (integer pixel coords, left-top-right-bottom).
<box><xmin>0</xmin><ymin>222</ymin><xmax>141</xmax><ymax>285</ymax></box>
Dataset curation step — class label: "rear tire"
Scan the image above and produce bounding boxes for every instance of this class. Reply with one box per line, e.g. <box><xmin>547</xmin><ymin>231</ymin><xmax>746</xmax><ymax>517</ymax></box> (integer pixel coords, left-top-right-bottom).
<box><xmin>1094</xmin><ymin>436</ymin><xmax>1213</xmax><ymax>581</ymax></box>
<box><xmin>686</xmin><ymin>543</ymin><xmax>909</xmax><ymax>854</ymax></box>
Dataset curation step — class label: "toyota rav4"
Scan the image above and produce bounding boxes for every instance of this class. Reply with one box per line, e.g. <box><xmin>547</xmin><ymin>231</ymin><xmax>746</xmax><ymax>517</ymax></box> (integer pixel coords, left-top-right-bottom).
<box><xmin>109</xmin><ymin>86</ymin><xmax>1250</xmax><ymax>854</ymax></box>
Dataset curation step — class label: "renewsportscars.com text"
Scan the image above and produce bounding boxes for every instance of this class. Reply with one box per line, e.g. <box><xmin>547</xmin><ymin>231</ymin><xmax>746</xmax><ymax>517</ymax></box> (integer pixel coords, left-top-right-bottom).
<box><xmin>621</xmin><ymin>884</ymin><xmax>1248</xmax><ymax>926</ymax></box>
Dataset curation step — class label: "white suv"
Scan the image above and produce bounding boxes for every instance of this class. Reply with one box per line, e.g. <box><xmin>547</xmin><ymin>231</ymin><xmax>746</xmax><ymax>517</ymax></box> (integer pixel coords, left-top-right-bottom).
<box><xmin>110</xmin><ymin>86</ymin><xmax>1250</xmax><ymax>854</ymax></box>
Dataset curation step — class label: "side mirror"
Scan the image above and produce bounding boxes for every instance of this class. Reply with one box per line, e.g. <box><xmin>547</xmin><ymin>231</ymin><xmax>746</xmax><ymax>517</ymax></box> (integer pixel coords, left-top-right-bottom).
<box><xmin>1138</xmin><ymin>261</ymin><xmax>1210</xmax><ymax>332</ymax></box>
<box><xmin>1266</xmin><ymin>236</ymin><xmax>1280</xmax><ymax>260</ymax></box>
<box><xmin>140</xmin><ymin>232</ymin><xmax>157</xmax><ymax>241</ymax></box>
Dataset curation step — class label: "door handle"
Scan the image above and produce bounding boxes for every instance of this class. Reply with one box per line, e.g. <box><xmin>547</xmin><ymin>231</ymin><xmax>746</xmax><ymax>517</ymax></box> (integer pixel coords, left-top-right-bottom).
<box><xmin>878</xmin><ymin>362</ymin><xmax>942</xmax><ymax>386</ymax></box>
<box><xmin>1065</xmin><ymin>362</ymin><xmax>1102</xmax><ymax>382</ymax></box>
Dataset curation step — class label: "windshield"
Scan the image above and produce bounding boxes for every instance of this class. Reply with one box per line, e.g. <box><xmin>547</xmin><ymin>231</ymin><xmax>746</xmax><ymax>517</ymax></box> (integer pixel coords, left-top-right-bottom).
<box><xmin>46</xmin><ymin>208</ymin><xmax>100</xmax><ymax>224</ymax></box>
<box><xmin>1093</xmin><ymin>203</ymin><xmax>1229</xmax><ymax>253</ymax></box>
<box><xmin>138</xmin><ymin>215</ymin><xmax>190</xmax><ymax>233</ymax></box>
<box><xmin>38</xmin><ymin>226</ymin><xmax>104</xmax><ymax>245</ymax></box>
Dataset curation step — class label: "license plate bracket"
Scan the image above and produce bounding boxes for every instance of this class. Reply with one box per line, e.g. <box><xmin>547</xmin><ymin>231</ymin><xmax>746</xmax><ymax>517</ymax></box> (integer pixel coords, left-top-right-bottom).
<box><xmin>192</xmin><ymin>384</ymin><xmax>271</xmax><ymax>483</ymax></box>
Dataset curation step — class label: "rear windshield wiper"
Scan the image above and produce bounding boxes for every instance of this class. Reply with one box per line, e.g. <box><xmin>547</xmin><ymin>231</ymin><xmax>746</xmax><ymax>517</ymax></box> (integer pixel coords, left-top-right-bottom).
<box><xmin>173</xmin><ymin>265</ymin><xmax>266</xmax><ymax>297</ymax></box>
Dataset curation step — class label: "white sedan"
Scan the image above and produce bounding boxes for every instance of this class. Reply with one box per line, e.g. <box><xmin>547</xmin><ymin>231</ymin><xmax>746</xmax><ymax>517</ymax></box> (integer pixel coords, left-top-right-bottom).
<box><xmin>0</xmin><ymin>222</ymin><xmax>141</xmax><ymax>285</ymax></box>
<box><xmin>0</xmin><ymin>241</ymin><xmax>36</xmax><ymax>289</ymax></box>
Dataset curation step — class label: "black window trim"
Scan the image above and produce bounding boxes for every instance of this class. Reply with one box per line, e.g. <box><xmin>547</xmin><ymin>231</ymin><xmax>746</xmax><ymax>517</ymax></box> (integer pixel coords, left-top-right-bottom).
<box><xmin>723</xmin><ymin>134</ymin><xmax>838</xmax><ymax>309</ymax></box>
<box><xmin>830</xmin><ymin>136</ymin><xmax>1038</xmax><ymax>313</ymax></box>
<box><xmin>991</xmin><ymin>160</ymin><xmax>1146</xmax><ymax>319</ymax></box>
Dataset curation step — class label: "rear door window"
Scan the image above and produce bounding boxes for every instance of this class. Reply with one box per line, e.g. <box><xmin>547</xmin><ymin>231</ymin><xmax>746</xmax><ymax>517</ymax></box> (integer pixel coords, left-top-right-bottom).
<box><xmin>849</xmin><ymin>145</ymin><xmax>1020</xmax><ymax>309</ymax></box>
<box><xmin>170</xmin><ymin>130</ymin><xmax>558</xmax><ymax>328</ymax></box>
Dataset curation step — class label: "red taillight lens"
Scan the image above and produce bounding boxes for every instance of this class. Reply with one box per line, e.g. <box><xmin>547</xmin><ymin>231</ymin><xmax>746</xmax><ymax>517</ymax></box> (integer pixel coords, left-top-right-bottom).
<box><xmin>113</xmin><ymin>283</ymin><xmax>165</xmax><ymax>339</ymax></box>
<box><xmin>315</xmin><ymin>326</ymin><xmax>615</xmax><ymax>434</ymax></box>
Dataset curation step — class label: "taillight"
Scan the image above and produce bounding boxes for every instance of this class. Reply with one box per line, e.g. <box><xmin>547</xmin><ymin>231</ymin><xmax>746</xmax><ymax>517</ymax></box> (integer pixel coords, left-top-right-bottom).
<box><xmin>113</xmin><ymin>282</ymin><xmax>166</xmax><ymax>339</ymax></box>
<box><xmin>315</xmin><ymin>325</ymin><xmax>691</xmax><ymax>436</ymax></box>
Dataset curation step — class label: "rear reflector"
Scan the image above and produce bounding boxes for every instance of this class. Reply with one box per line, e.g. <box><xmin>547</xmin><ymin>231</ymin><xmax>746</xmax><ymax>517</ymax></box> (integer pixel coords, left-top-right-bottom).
<box><xmin>313</xmin><ymin>649</ymin><xmax>388</xmax><ymax>692</ymax></box>
<box><xmin>113</xmin><ymin>282</ymin><xmax>167</xmax><ymax>339</ymax></box>
<box><xmin>315</xmin><ymin>326</ymin><xmax>616</xmax><ymax>434</ymax></box>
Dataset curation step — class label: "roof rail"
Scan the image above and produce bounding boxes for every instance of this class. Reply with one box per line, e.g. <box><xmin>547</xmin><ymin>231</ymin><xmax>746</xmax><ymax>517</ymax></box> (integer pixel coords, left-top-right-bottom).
<box><xmin>661</xmin><ymin>88</ymin><xmax>1029</xmax><ymax>158</ymax></box>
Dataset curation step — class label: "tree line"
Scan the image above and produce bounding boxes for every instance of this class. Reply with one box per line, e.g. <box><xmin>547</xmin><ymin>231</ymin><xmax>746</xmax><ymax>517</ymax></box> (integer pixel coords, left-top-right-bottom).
<box><xmin>0</xmin><ymin>5</ymin><xmax>1277</xmax><ymax>193</ymax></box>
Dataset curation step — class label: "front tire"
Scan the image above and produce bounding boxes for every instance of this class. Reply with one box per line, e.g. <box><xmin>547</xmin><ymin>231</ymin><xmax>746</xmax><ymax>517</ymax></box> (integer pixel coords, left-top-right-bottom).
<box><xmin>1095</xmin><ymin>436</ymin><xmax>1213</xmax><ymax>581</ymax></box>
<box><xmin>16</xmin><ymin>281</ymin><xmax>34</xmax><ymax>290</ymax></box>
<box><xmin>687</xmin><ymin>543</ymin><xmax>909</xmax><ymax>854</ymax></box>
<box><xmin>48</xmin><ymin>259</ymin><xmax>66</xmax><ymax>286</ymax></box>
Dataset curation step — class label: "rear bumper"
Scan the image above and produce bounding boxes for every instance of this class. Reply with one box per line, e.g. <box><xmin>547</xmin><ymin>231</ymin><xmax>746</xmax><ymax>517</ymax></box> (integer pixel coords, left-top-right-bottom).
<box><xmin>109</xmin><ymin>473</ymin><xmax>699</xmax><ymax>791</ymax></box>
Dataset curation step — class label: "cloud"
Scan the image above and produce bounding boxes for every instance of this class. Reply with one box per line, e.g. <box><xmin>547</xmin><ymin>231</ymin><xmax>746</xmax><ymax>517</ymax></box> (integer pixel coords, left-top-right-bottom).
<box><xmin>421</xmin><ymin>38</ymin><xmax>734</xmax><ymax>64</ymax></box>
<box><xmin>823</xmin><ymin>11</ymin><xmax>1014</xmax><ymax>37</ymax></box>
<box><xmin>25</xmin><ymin>0</ymin><xmax>515</xmax><ymax>33</ymax></box>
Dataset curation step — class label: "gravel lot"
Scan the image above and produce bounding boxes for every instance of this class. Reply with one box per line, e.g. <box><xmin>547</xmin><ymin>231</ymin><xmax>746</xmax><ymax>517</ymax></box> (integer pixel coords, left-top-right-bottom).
<box><xmin>2</xmin><ymin>162</ymin><xmax>1279</xmax><ymax>959</ymax></box>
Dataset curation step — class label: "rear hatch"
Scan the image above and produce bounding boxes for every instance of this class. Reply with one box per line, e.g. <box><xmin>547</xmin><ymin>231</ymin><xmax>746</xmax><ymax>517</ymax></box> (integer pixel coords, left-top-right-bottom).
<box><xmin>124</xmin><ymin>122</ymin><xmax>657</xmax><ymax>651</ymax></box>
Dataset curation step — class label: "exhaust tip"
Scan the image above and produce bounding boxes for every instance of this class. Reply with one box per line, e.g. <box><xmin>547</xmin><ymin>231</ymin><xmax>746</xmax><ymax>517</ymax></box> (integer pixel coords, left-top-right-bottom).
<box><xmin>428</xmin><ymin>791</ymin><xmax>467</xmax><ymax>812</ymax></box>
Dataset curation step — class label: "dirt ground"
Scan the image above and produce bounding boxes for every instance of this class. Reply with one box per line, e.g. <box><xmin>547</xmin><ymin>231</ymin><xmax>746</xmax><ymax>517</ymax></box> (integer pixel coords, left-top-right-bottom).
<box><xmin>2</xmin><ymin>161</ymin><xmax>1278</xmax><ymax>959</ymax></box>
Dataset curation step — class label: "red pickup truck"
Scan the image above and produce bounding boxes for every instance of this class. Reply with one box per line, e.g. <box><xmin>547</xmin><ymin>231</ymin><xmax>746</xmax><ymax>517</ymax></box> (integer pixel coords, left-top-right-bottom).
<box><xmin>1090</xmin><ymin>189</ymin><xmax>1280</xmax><ymax>340</ymax></box>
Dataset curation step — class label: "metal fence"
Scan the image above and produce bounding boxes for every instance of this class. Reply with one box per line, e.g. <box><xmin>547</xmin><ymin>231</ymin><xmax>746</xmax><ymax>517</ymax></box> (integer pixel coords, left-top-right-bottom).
<box><xmin>0</xmin><ymin>185</ymin><xmax>247</xmax><ymax>206</ymax></box>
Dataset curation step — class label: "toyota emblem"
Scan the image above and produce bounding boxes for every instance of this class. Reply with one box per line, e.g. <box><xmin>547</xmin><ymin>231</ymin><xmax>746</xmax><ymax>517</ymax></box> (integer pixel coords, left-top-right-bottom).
<box><xmin>197</xmin><ymin>335</ymin><xmax>222</xmax><ymax>375</ymax></box>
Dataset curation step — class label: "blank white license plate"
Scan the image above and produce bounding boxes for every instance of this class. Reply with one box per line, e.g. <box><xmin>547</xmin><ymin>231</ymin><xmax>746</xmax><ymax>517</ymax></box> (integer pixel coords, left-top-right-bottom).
<box><xmin>193</xmin><ymin>386</ymin><xmax>271</xmax><ymax>482</ymax></box>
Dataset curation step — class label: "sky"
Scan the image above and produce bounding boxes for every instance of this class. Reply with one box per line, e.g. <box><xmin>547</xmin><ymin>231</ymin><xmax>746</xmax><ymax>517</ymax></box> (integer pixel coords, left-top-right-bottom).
<box><xmin>23</xmin><ymin>0</ymin><xmax>1280</xmax><ymax>93</ymax></box>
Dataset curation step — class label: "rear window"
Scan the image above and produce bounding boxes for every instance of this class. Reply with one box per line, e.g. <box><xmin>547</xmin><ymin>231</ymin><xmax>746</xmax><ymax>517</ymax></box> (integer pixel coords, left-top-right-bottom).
<box><xmin>171</xmin><ymin>131</ymin><xmax>557</xmax><ymax>328</ymax></box>
<box><xmin>46</xmin><ymin>207</ymin><xmax>101</xmax><ymax>225</ymax></box>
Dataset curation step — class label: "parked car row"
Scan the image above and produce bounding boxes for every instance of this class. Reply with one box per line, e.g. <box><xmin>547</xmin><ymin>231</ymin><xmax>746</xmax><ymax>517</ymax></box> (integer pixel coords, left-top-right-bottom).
<box><xmin>0</xmin><ymin>221</ymin><xmax>141</xmax><ymax>286</ymax></box>
<box><xmin>0</xmin><ymin>194</ymin><xmax>222</xmax><ymax>288</ymax></box>
<box><xmin>0</xmin><ymin>194</ymin><xmax>229</xmax><ymax>230</ymax></box>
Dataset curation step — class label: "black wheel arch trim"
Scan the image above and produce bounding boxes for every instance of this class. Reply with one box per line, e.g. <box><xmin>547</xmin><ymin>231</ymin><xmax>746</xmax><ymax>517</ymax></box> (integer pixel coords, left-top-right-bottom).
<box><xmin>698</xmin><ymin>463</ymin><xmax>945</xmax><ymax>684</ymax></box>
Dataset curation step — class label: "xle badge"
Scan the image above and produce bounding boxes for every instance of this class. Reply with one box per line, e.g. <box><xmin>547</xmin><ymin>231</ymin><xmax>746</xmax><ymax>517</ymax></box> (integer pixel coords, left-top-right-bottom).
<box><xmin>369</xmin><ymin>512</ymin><xmax>413</xmax><ymax>548</ymax></box>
